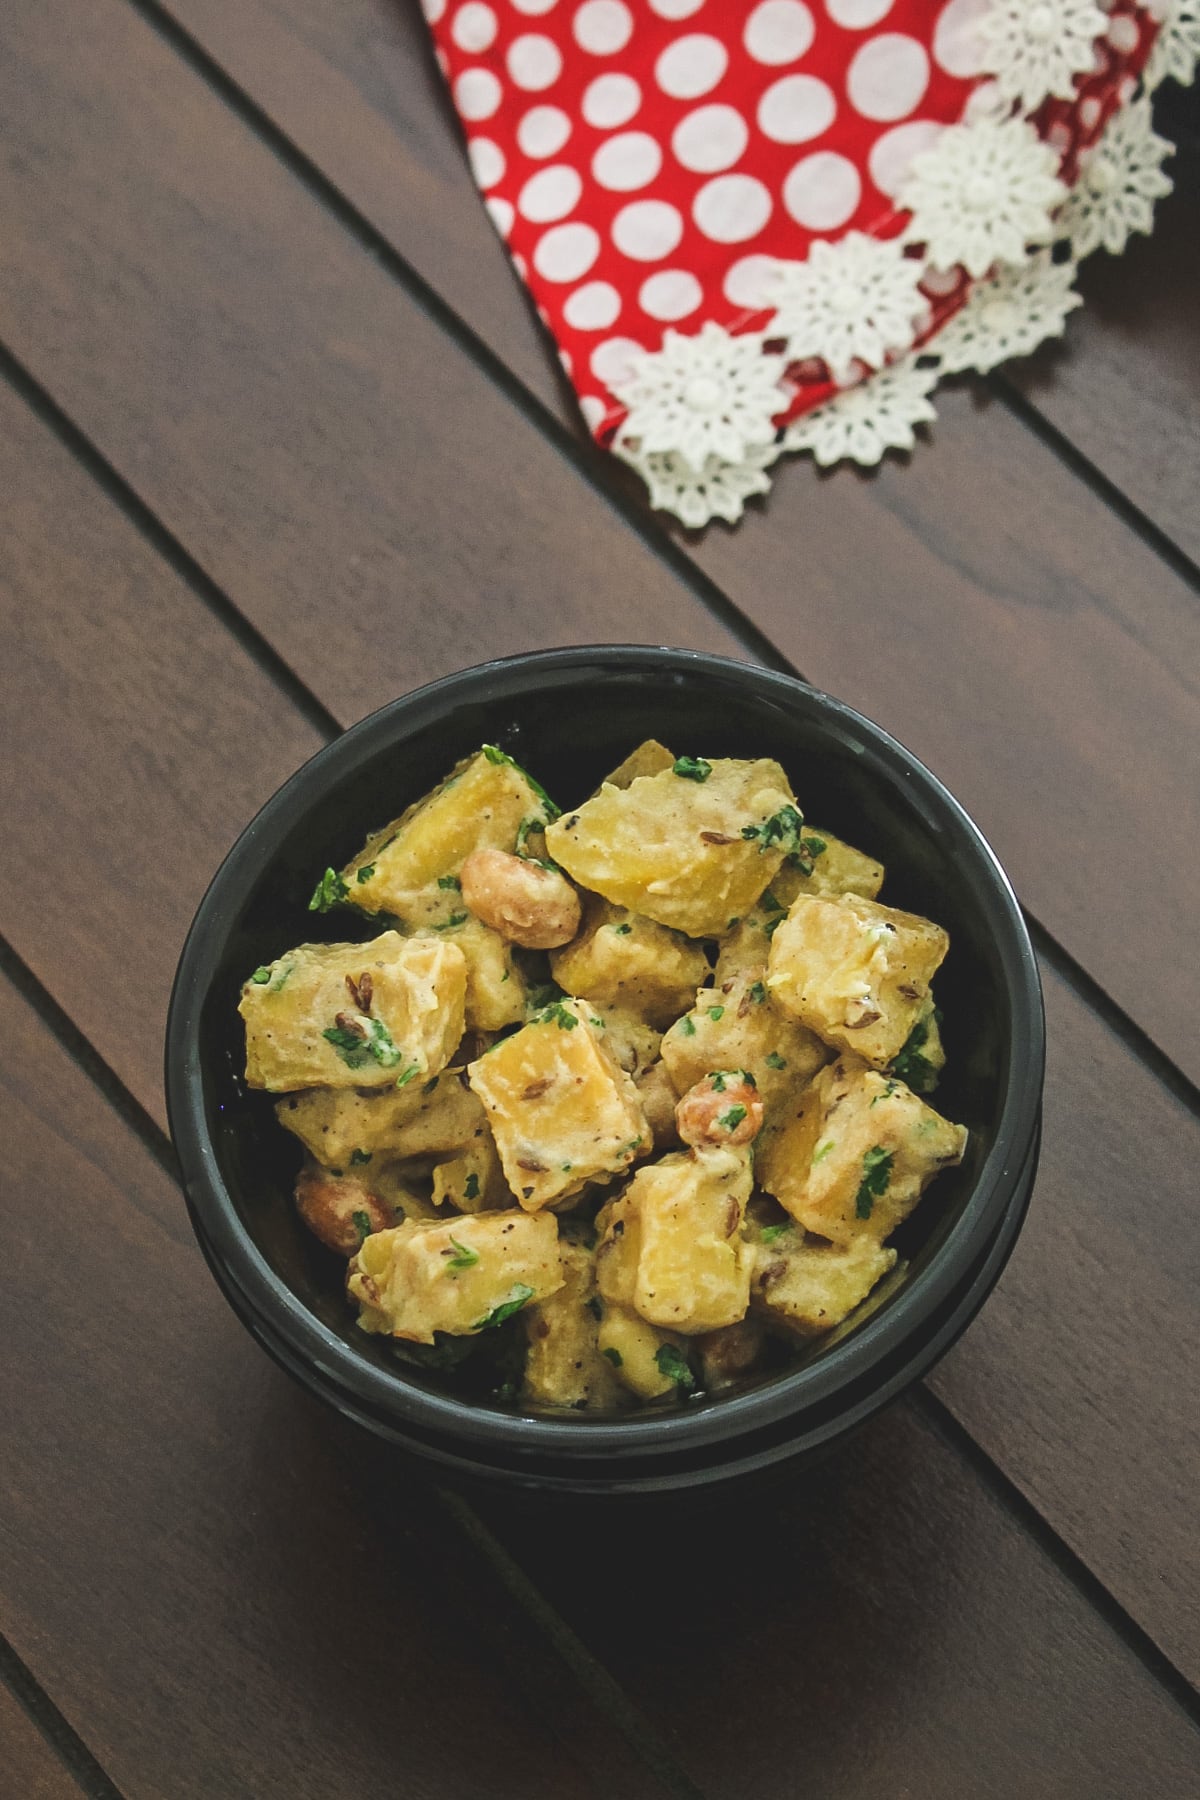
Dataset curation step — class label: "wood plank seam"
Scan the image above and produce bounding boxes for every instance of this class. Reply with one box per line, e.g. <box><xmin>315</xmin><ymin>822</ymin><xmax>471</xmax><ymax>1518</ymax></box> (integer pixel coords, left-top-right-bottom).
<box><xmin>0</xmin><ymin>1633</ymin><xmax>126</xmax><ymax>1800</ymax></box>
<box><xmin>913</xmin><ymin>1389</ymin><xmax>1200</xmax><ymax>1739</ymax></box>
<box><xmin>0</xmin><ymin>935</ymin><xmax>709</xmax><ymax>1800</ymax></box>
<box><xmin>4</xmin><ymin>329</ymin><xmax>1197</xmax><ymax>1148</ymax></box>
<box><xmin>108</xmin><ymin>0</ymin><xmax>798</xmax><ymax>682</ymax></box>
<box><xmin>116</xmin><ymin>0</ymin><xmax>1200</xmax><ymax>623</ymax></box>
<box><xmin>6</xmin><ymin>926</ymin><xmax>1199</xmax><ymax>1728</ymax></box>
<box><xmin>0</xmin><ymin>339</ymin><xmax>342</xmax><ymax>746</ymax></box>
<box><xmin>992</xmin><ymin>376</ymin><xmax>1200</xmax><ymax>600</ymax></box>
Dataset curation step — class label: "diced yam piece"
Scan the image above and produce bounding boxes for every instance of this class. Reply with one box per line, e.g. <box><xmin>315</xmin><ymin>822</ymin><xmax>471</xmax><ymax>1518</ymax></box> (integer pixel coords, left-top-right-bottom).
<box><xmin>346</xmin><ymin>1210</ymin><xmax>562</xmax><ymax>1343</ymax></box>
<box><xmin>551</xmin><ymin>898</ymin><xmax>710</xmax><ymax>1029</ymax></box>
<box><xmin>522</xmin><ymin>1240</ymin><xmax>625</xmax><ymax>1410</ymax></box>
<box><xmin>341</xmin><ymin>749</ymin><xmax>554</xmax><ymax>919</ymax></box>
<box><xmin>753</xmin><ymin>1232</ymin><xmax>896</xmax><ymax>1337</ymax></box>
<box><xmin>887</xmin><ymin>994</ymin><xmax>945</xmax><ymax>1094</ymax></box>
<box><xmin>757</xmin><ymin>1053</ymin><xmax>968</xmax><ymax>1246</ymax></box>
<box><xmin>275</xmin><ymin>1068</ymin><xmax>484</xmax><ymax>1166</ymax></box>
<box><xmin>660</xmin><ymin>970</ymin><xmax>828</xmax><ymax>1116</ymax></box>
<box><xmin>695</xmin><ymin>1318</ymin><xmax>767</xmax><ymax>1390</ymax></box>
<box><xmin>545</xmin><ymin>758</ymin><xmax>799</xmax><ymax>939</ymax></box>
<box><xmin>767</xmin><ymin>892</ymin><xmax>949</xmax><ymax>1068</ymax></box>
<box><xmin>597</xmin><ymin>739</ymin><xmax>676</xmax><ymax>791</ymax></box>
<box><xmin>241</xmin><ymin>933</ymin><xmax>467</xmax><ymax>1092</ymax></box>
<box><xmin>433</xmin><ymin>1128</ymin><xmax>510</xmax><ymax>1213</ymax></box>
<box><xmin>418</xmin><ymin>917</ymin><xmax>527</xmax><ymax>1032</ymax></box>
<box><xmin>467</xmin><ymin>1000</ymin><xmax>649</xmax><ymax>1211</ymax></box>
<box><xmin>294</xmin><ymin>1158</ymin><xmax>392</xmax><ymax>1257</ymax></box>
<box><xmin>782</xmin><ymin>828</ymin><xmax>884</xmax><ymax>902</ymax></box>
<box><xmin>596</xmin><ymin>1146</ymin><xmax>754</xmax><ymax>1334</ymax></box>
<box><xmin>596</xmin><ymin>1306</ymin><xmax>690</xmax><ymax>1401</ymax></box>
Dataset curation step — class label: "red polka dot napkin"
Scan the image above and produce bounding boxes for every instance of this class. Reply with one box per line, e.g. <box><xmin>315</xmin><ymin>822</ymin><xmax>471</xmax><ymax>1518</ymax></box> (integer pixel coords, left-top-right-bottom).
<box><xmin>423</xmin><ymin>0</ymin><xmax>1191</xmax><ymax>526</ymax></box>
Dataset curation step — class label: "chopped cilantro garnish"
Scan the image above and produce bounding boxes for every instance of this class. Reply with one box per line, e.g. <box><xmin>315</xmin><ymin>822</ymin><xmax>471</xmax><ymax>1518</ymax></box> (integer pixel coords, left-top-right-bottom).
<box><xmin>680</xmin><ymin>1015</ymin><xmax>697</xmax><ymax>1037</ymax></box>
<box><xmin>889</xmin><ymin>1014</ymin><xmax>940</xmax><ymax>1093</ymax></box>
<box><xmin>718</xmin><ymin>1103</ymin><xmax>747</xmax><ymax>1132</ymax></box>
<box><xmin>349</xmin><ymin>1148</ymin><xmax>372</xmax><ymax>1166</ymax></box>
<box><xmin>351</xmin><ymin>1210</ymin><xmax>373</xmax><ymax>1243</ymax></box>
<box><xmin>855</xmin><ymin>1145</ymin><xmax>893</xmax><ymax>1219</ymax></box>
<box><xmin>473</xmin><ymin>1284</ymin><xmax>536</xmax><ymax>1331</ymax></box>
<box><xmin>612</xmin><ymin>922</ymin><xmax>632</xmax><ymax>935</ymax></box>
<box><xmin>250</xmin><ymin>965</ymin><xmax>272</xmax><ymax>984</ymax></box>
<box><xmin>482</xmin><ymin>744</ymin><xmax>511</xmax><ymax>766</ymax></box>
<box><xmin>871</xmin><ymin>1079</ymin><xmax>899</xmax><ymax>1106</ymax></box>
<box><xmin>672</xmin><ymin>756</ymin><xmax>712</xmax><ymax>783</ymax></box>
<box><xmin>437</xmin><ymin>873</ymin><xmax>462</xmax><ymax>890</ymax></box>
<box><xmin>323</xmin><ymin>1018</ymin><xmax>403</xmax><ymax>1071</ymax></box>
<box><xmin>802</xmin><ymin>834</ymin><xmax>827</xmax><ymax>860</ymax></box>
<box><xmin>356</xmin><ymin>864</ymin><xmax>376</xmax><ymax>884</ymax></box>
<box><xmin>395</xmin><ymin>1062</ymin><xmax>422</xmax><ymax>1087</ymax></box>
<box><xmin>602</xmin><ymin>1346</ymin><xmax>623</xmax><ymax>1367</ymax></box>
<box><xmin>765</xmin><ymin>1051</ymin><xmax>787</xmax><ymax>1070</ymax></box>
<box><xmin>481</xmin><ymin>745</ymin><xmax>561</xmax><ymax>819</ymax></box>
<box><xmin>760</xmin><ymin>889</ymin><xmax>785</xmax><ymax>914</ymax></box>
<box><xmin>463</xmin><ymin>1172</ymin><xmax>480</xmax><ymax>1202</ymax></box>
<box><xmin>760</xmin><ymin>1222</ymin><xmax>793</xmax><ymax>1244</ymax></box>
<box><xmin>654</xmin><ymin>1343</ymin><xmax>695</xmax><ymax>1391</ymax></box>
<box><xmin>812</xmin><ymin>1139</ymin><xmax>835</xmax><ymax>1163</ymax></box>
<box><xmin>708</xmin><ymin>1005</ymin><xmax>725</xmax><ymax>1022</ymax></box>
<box><xmin>536</xmin><ymin>1001</ymin><xmax>579</xmax><ymax>1030</ymax></box>
<box><xmin>308</xmin><ymin>867</ymin><xmax>350</xmax><ymax>912</ymax></box>
<box><xmin>747</xmin><ymin>980</ymin><xmax>767</xmax><ymax>1004</ymax></box>
<box><xmin>741</xmin><ymin>805</ymin><xmax>804</xmax><ymax>856</ymax></box>
<box><xmin>434</xmin><ymin>912</ymin><xmax>468</xmax><ymax>930</ymax></box>
<box><xmin>711</xmin><ymin>1071</ymin><xmax>728</xmax><ymax>1092</ymax></box>
<box><xmin>445</xmin><ymin>1236</ymin><xmax>480</xmax><ymax>1272</ymax></box>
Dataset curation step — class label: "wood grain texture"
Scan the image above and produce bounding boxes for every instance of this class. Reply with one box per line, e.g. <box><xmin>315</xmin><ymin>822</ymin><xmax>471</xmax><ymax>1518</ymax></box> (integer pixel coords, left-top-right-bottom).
<box><xmin>0</xmin><ymin>377</ymin><xmax>324</xmax><ymax>1128</ymax></box>
<box><xmin>0</xmin><ymin>971</ymin><xmax>678</xmax><ymax>1800</ymax></box>
<box><xmin>1007</xmin><ymin>89</ymin><xmax>1200</xmax><ymax>566</ymax></box>
<box><xmin>0</xmin><ymin>0</ymin><xmax>742</xmax><ymax>743</ymax></box>
<box><xmin>931</xmin><ymin>960</ymin><xmax>1200</xmax><ymax>1685</ymax></box>
<box><xmin>58</xmin><ymin>0</ymin><xmax>1200</xmax><ymax>1089</ymax></box>
<box><xmin>473</xmin><ymin>1398</ymin><xmax>1200</xmax><ymax>1800</ymax></box>
<box><xmin>0</xmin><ymin>1686</ymin><xmax>87</xmax><ymax>1800</ymax></box>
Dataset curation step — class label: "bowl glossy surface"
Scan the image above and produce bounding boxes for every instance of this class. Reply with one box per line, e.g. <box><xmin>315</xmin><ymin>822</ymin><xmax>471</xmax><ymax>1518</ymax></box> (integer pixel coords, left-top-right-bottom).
<box><xmin>166</xmin><ymin>647</ymin><xmax>1044</xmax><ymax>1495</ymax></box>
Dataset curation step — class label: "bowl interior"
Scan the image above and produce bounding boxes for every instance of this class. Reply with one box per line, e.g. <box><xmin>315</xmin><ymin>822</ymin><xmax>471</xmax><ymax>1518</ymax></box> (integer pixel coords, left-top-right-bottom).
<box><xmin>187</xmin><ymin>653</ymin><xmax>1023</xmax><ymax>1424</ymax></box>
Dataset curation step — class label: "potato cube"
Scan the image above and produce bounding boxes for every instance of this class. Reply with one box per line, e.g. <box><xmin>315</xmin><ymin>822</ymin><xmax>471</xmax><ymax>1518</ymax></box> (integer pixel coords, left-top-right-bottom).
<box><xmin>757</xmin><ymin>1053</ymin><xmax>967</xmax><ymax>1246</ymax></box>
<box><xmin>522</xmin><ymin>1241</ymin><xmax>625</xmax><ymax>1411</ymax></box>
<box><xmin>432</xmin><ymin>1128</ymin><xmax>510</xmax><ymax>1214</ymax></box>
<box><xmin>551</xmin><ymin>898</ymin><xmax>709</xmax><ymax>1029</ymax></box>
<box><xmin>340</xmin><ymin>748</ymin><xmax>555</xmax><ymax>920</ymax></box>
<box><xmin>346</xmin><ymin>1210</ymin><xmax>562</xmax><ymax>1343</ymax></box>
<box><xmin>753</xmin><ymin>1232</ymin><xmax>896</xmax><ymax>1337</ymax></box>
<box><xmin>240</xmin><ymin>932</ymin><xmax>467</xmax><ymax>1092</ymax></box>
<box><xmin>597</xmin><ymin>739</ymin><xmax>676</xmax><ymax>791</ymax></box>
<box><xmin>660</xmin><ymin>971</ymin><xmax>828</xmax><ymax>1116</ymax></box>
<box><xmin>767</xmin><ymin>892</ymin><xmax>949</xmax><ymax>1067</ymax></box>
<box><xmin>467</xmin><ymin>999</ymin><xmax>649</xmax><ymax>1211</ymax></box>
<box><xmin>714</xmin><ymin>831</ymin><xmax>883</xmax><ymax>986</ymax></box>
<box><xmin>420</xmin><ymin>916</ymin><xmax>527</xmax><ymax>1032</ymax></box>
<box><xmin>545</xmin><ymin>757</ymin><xmax>799</xmax><ymax>939</ymax></box>
<box><xmin>275</xmin><ymin>1068</ymin><xmax>485</xmax><ymax>1168</ymax></box>
<box><xmin>596</xmin><ymin>1146</ymin><xmax>754</xmax><ymax>1334</ymax></box>
<box><xmin>596</xmin><ymin>1306</ymin><xmax>691</xmax><ymax>1401</ymax></box>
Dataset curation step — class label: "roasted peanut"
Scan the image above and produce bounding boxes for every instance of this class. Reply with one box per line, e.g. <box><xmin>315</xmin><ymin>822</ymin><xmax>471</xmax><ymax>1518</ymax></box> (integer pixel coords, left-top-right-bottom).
<box><xmin>459</xmin><ymin>848</ymin><xmax>581</xmax><ymax>950</ymax></box>
<box><xmin>294</xmin><ymin>1157</ymin><xmax>390</xmax><ymax>1256</ymax></box>
<box><xmin>674</xmin><ymin>1072</ymin><xmax>764</xmax><ymax>1149</ymax></box>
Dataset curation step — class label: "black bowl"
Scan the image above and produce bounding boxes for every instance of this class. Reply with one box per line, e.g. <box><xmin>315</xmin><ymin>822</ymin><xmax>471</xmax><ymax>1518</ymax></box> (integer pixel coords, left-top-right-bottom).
<box><xmin>166</xmin><ymin>646</ymin><xmax>1043</xmax><ymax>1496</ymax></box>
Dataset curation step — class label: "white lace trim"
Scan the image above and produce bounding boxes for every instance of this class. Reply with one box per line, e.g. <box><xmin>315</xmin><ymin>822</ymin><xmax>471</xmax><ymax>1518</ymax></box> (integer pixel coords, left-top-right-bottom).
<box><xmin>610</xmin><ymin>322</ymin><xmax>789</xmax><ymax>474</ymax></box>
<box><xmin>1144</xmin><ymin>0</ymin><xmax>1200</xmax><ymax>91</ymax></box>
<box><xmin>782</xmin><ymin>360</ymin><xmax>939</xmax><ymax>469</ymax></box>
<box><xmin>767</xmin><ymin>234</ymin><xmax>927</xmax><ymax>386</ymax></box>
<box><xmin>929</xmin><ymin>249</ymin><xmax>1083</xmax><ymax>373</ymax></box>
<box><xmin>613</xmin><ymin>439</ymin><xmax>780</xmax><ymax>530</ymax></box>
<box><xmin>979</xmin><ymin>0</ymin><xmax>1109</xmax><ymax>115</ymax></box>
<box><xmin>1056</xmin><ymin>96</ymin><xmax>1174</xmax><ymax>257</ymax></box>
<box><xmin>898</xmin><ymin>116</ymin><xmax>1068</xmax><ymax>278</ymax></box>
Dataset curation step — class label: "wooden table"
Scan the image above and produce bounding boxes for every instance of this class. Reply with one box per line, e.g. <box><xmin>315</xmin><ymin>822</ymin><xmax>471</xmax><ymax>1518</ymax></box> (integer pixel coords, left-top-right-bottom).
<box><xmin>1</xmin><ymin>5</ymin><xmax>1197</xmax><ymax>1794</ymax></box>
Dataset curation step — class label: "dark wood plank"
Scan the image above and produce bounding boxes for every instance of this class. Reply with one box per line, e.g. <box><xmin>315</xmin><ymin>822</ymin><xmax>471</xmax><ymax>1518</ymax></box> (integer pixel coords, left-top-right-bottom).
<box><xmin>41</xmin><ymin>0</ymin><xmax>1200</xmax><ymax>1091</ymax></box>
<box><xmin>1008</xmin><ymin>88</ymin><xmax>1200</xmax><ymax>566</ymax></box>
<box><xmin>0</xmin><ymin>969</ymin><xmax>678</xmax><ymax>1800</ymax></box>
<box><xmin>0</xmin><ymin>1686</ymin><xmax>86</xmax><ymax>1800</ymax></box>
<box><xmin>0</xmin><ymin>0</ymin><xmax>742</xmax><ymax>745</ymax></box>
<box><xmin>4</xmin><ymin>365</ymin><xmax>1200</xmax><ymax>1697</ymax></box>
<box><xmin>0</xmin><ymin>378</ymin><xmax>324</xmax><ymax>1128</ymax></box>
<box><xmin>473</xmin><ymin>1399</ymin><xmax>1200</xmax><ymax>1800</ymax></box>
<box><xmin>930</xmin><ymin>959</ymin><xmax>1200</xmax><ymax>1685</ymax></box>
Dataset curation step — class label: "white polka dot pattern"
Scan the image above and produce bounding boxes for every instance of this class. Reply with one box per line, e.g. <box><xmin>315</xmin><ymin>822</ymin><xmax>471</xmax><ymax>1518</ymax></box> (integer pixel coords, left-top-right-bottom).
<box><xmin>518</xmin><ymin>164</ymin><xmax>583</xmax><ymax>219</ymax></box>
<box><xmin>639</xmin><ymin>268</ymin><xmax>704</xmax><ymax>319</ymax></box>
<box><xmin>757</xmin><ymin>74</ymin><xmax>837</xmax><ymax>143</ymax></box>
<box><xmin>517</xmin><ymin>104</ymin><xmax>572</xmax><ymax>157</ymax></box>
<box><xmin>581</xmin><ymin>71</ymin><xmax>641</xmax><ymax>126</ymax></box>
<box><xmin>654</xmin><ymin>34</ymin><xmax>729</xmax><ymax>98</ymax></box>
<box><xmin>693</xmin><ymin>173</ymin><xmax>773</xmax><ymax>242</ymax></box>
<box><xmin>744</xmin><ymin>1</ymin><xmax>816</xmax><ymax>65</ymax></box>
<box><xmin>593</xmin><ymin>131</ymin><xmax>663</xmax><ymax>190</ymax></box>
<box><xmin>452</xmin><ymin>4</ymin><xmax>498</xmax><ymax>51</ymax></box>
<box><xmin>573</xmin><ymin>0</ymin><xmax>633</xmax><ymax>54</ymax></box>
<box><xmin>564</xmin><ymin>280</ymin><xmax>623</xmax><ymax>327</ymax></box>
<box><xmin>612</xmin><ymin>199</ymin><xmax>685</xmax><ymax>259</ymax></box>
<box><xmin>783</xmin><ymin>151</ymin><xmax>862</xmax><ymax>227</ymax></box>
<box><xmin>507</xmin><ymin>34</ymin><xmax>563</xmax><ymax>87</ymax></box>
<box><xmin>672</xmin><ymin>104</ymin><xmax>749</xmax><ymax>172</ymax></box>
<box><xmin>846</xmin><ymin>34</ymin><xmax>930</xmax><ymax>120</ymax></box>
